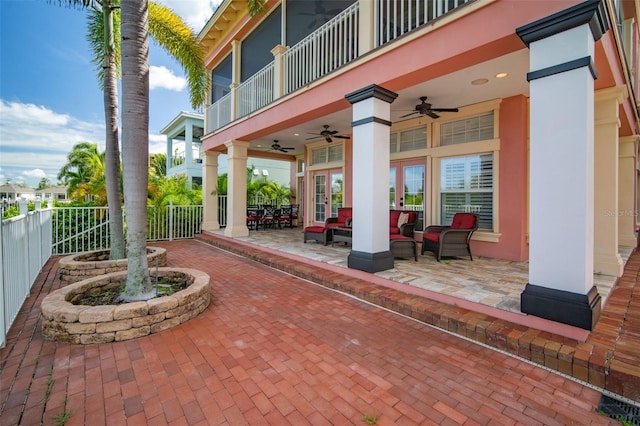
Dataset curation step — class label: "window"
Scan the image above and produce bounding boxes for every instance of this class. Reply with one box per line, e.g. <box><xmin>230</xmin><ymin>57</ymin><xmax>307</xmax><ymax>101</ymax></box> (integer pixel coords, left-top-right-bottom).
<box><xmin>241</xmin><ymin>6</ymin><xmax>281</xmax><ymax>80</ymax></box>
<box><xmin>440</xmin><ymin>113</ymin><xmax>494</xmax><ymax>146</ymax></box>
<box><xmin>390</xmin><ymin>127</ymin><xmax>427</xmax><ymax>153</ymax></box>
<box><xmin>311</xmin><ymin>144</ymin><xmax>343</xmax><ymax>165</ymax></box>
<box><xmin>440</xmin><ymin>154</ymin><xmax>493</xmax><ymax>229</ymax></box>
<box><xmin>211</xmin><ymin>55</ymin><xmax>232</xmax><ymax>103</ymax></box>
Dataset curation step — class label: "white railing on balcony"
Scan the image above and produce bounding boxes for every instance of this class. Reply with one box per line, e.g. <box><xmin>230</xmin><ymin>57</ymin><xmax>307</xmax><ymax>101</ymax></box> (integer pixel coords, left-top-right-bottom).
<box><xmin>236</xmin><ymin>63</ymin><xmax>274</xmax><ymax>118</ymax></box>
<box><xmin>206</xmin><ymin>91</ymin><xmax>232</xmax><ymax>132</ymax></box>
<box><xmin>284</xmin><ymin>2</ymin><xmax>359</xmax><ymax>94</ymax></box>
<box><xmin>375</xmin><ymin>0</ymin><xmax>472</xmax><ymax>46</ymax></box>
<box><xmin>203</xmin><ymin>0</ymin><xmax>474</xmax><ymax>133</ymax></box>
<box><xmin>1</xmin><ymin>207</ymin><xmax>52</xmax><ymax>348</ymax></box>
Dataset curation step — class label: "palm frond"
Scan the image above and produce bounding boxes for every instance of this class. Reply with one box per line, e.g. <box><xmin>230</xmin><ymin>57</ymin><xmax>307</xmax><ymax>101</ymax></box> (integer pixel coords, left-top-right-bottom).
<box><xmin>148</xmin><ymin>2</ymin><xmax>208</xmax><ymax>109</ymax></box>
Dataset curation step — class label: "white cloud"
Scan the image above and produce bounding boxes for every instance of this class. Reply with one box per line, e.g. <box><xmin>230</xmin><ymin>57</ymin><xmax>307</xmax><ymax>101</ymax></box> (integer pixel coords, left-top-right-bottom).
<box><xmin>22</xmin><ymin>169</ymin><xmax>48</xmax><ymax>179</ymax></box>
<box><xmin>160</xmin><ymin>0</ymin><xmax>223</xmax><ymax>32</ymax></box>
<box><xmin>149</xmin><ymin>133</ymin><xmax>167</xmax><ymax>154</ymax></box>
<box><xmin>150</xmin><ymin>65</ymin><xmax>187</xmax><ymax>91</ymax></box>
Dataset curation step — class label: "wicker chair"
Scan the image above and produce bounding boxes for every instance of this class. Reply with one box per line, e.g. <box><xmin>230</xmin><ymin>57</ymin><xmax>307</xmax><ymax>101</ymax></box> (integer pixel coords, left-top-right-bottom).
<box><xmin>421</xmin><ymin>213</ymin><xmax>478</xmax><ymax>261</ymax></box>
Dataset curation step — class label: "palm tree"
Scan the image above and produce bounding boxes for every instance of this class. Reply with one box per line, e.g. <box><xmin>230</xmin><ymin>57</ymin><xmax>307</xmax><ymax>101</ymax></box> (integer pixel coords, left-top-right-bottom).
<box><xmin>57</xmin><ymin>142</ymin><xmax>107</xmax><ymax>202</ymax></box>
<box><xmin>85</xmin><ymin>1</ymin><xmax>209</xmax><ymax>261</ymax></box>
<box><xmin>149</xmin><ymin>153</ymin><xmax>167</xmax><ymax>178</ymax></box>
<box><xmin>119</xmin><ymin>0</ymin><xmax>152</xmax><ymax>300</ymax></box>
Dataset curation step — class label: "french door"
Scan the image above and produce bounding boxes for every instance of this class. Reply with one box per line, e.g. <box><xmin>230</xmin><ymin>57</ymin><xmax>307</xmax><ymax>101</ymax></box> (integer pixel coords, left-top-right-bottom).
<box><xmin>312</xmin><ymin>169</ymin><xmax>343</xmax><ymax>223</ymax></box>
<box><xmin>390</xmin><ymin>160</ymin><xmax>425</xmax><ymax>226</ymax></box>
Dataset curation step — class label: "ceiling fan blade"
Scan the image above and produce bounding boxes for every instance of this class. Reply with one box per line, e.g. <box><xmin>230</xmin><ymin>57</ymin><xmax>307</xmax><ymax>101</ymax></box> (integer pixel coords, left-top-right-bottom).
<box><xmin>426</xmin><ymin>111</ymin><xmax>440</xmax><ymax>119</ymax></box>
<box><xmin>430</xmin><ymin>108</ymin><xmax>459</xmax><ymax>112</ymax></box>
<box><xmin>400</xmin><ymin>111</ymin><xmax>418</xmax><ymax>118</ymax></box>
<box><xmin>333</xmin><ymin>135</ymin><xmax>350</xmax><ymax>139</ymax></box>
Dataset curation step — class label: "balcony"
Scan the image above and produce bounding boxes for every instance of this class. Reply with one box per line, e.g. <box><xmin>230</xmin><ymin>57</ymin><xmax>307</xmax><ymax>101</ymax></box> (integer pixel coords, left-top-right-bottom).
<box><xmin>206</xmin><ymin>0</ymin><xmax>473</xmax><ymax>134</ymax></box>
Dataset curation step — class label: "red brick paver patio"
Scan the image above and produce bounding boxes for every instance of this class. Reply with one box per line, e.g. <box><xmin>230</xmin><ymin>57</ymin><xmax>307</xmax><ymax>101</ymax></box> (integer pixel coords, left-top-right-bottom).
<box><xmin>0</xmin><ymin>240</ymin><xmax>624</xmax><ymax>425</ymax></box>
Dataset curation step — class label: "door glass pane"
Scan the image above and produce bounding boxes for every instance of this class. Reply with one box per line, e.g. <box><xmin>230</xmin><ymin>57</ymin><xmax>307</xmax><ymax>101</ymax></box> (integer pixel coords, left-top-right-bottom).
<box><xmin>314</xmin><ymin>175</ymin><xmax>326</xmax><ymax>222</ymax></box>
<box><xmin>389</xmin><ymin>167</ymin><xmax>396</xmax><ymax>208</ymax></box>
<box><xmin>330</xmin><ymin>172</ymin><xmax>343</xmax><ymax>217</ymax></box>
<box><xmin>403</xmin><ymin>165</ymin><xmax>424</xmax><ymax>211</ymax></box>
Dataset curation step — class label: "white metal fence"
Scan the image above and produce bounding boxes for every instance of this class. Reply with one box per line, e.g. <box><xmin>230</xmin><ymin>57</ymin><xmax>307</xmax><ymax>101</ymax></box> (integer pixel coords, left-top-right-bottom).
<box><xmin>1</xmin><ymin>202</ymin><xmax>212</xmax><ymax>347</ymax></box>
<box><xmin>1</xmin><ymin>206</ymin><xmax>52</xmax><ymax>348</ymax></box>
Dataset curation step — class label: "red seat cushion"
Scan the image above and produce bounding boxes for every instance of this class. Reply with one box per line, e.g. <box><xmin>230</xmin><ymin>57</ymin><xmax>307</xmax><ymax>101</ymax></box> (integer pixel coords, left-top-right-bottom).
<box><xmin>305</xmin><ymin>226</ymin><xmax>326</xmax><ymax>233</ymax></box>
<box><xmin>451</xmin><ymin>213</ymin><xmax>476</xmax><ymax>229</ymax></box>
<box><xmin>423</xmin><ymin>232</ymin><xmax>440</xmax><ymax>243</ymax></box>
<box><xmin>389</xmin><ymin>234</ymin><xmax>411</xmax><ymax>241</ymax></box>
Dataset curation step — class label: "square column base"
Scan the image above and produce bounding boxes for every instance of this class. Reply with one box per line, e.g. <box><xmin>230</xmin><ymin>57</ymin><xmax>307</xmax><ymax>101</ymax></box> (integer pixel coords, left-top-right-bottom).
<box><xmin>348</xmin><ymin>250</ymin><xmax>394</xmax><ymax>273</ymax></box>
<box><xmin>521</xmin><ymin>284</ymin><xmax>602</xmax><ymax>330</ymax></box>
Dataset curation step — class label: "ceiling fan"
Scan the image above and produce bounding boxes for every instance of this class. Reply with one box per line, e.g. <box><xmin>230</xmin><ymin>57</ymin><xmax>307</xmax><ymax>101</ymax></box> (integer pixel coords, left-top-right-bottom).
<box><xmin>269</xmin><ymin>140</ymin><xmax>294</xmax><ymax>153</ymax></box>
<box><xmin>306</xmin><ymin>125</ymin><xmax>350</xmax><ymax>143</ymax></box>
<box><xmin>400</xmin><ymin>96</ymin><xmax>459</xmax><ymax>119</ymax></box>
<box><xmin>298</xmin><ymin>0</ymin><xmax>342</xmax><ymax>29</ymax></box>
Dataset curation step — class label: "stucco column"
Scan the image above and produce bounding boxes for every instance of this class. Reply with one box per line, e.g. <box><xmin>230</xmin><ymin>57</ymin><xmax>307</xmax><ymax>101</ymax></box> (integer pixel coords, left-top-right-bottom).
<box><xmin>230</xmin><ymin>40</ymin><xmax>241</xmax><ymax>121</ymax></box>
<box><xmin>345</xmin><ymin>84</ymin><xmax>398</xmax><ymax>273</ymax></box>
<box><xmin>619</xmin><ymin>135</ymin><xmax>639</xmax><ymax>246</ymax></box>
<box><xmin>517</xmin><ymin>0</ymin><xmax>608</xmax><ymax>330</ymax></box>
<box><xmin>358</xmin><ymin>0</ymin><xmax>374</xmax><ymax>54</ymax></box>
<box><xmin>201</xmin><ymin>151</ymin><xmax>220</xmax><ymax>231</ymax></box>
<box><xmin>271</xmin><ymin>45</ymin><xmax>287</xmax><ymax>98</ymax></box>
<box><xmin>224</xmin><ymin>140</ymin><xmax>249</xmax><ymax>237</ymax></box>
<box><xmin>594</xmin><ymin>87</ymin><xmax>626</xmax><ymax>276</ymax></box>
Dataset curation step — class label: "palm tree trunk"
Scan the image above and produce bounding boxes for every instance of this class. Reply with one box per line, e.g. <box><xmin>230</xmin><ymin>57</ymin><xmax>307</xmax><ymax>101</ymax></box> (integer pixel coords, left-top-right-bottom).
<box><xmin>121</xmin><ymin>0</ymin><xmax>152</xmax><ymax>300</ymax></box>
<box><xmin>102</xmin><ymin>3</ymin><xmax>125</xmax><ymax>260</ymax></box>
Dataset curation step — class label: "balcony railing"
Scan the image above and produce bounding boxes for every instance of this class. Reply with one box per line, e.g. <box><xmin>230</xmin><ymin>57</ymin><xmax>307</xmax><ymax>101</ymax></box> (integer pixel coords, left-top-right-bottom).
<box><xmin>284</xmin><ymin>2</ymin><xmax>359</xmax><ymax>94</ymax></box>
<box><xmin>375</xmin><ymin>0</ymin><xmax>471</xmax><ymax>46</ymax></box>
<box><xmin>206</xmin><ymin>91</ymin><xmax>232</xmax><ymax>131</ymax></box>
<box><xmin>205</xmin><ymin>0</ymin><xmax>472</xmax><ymax>134</ymax></box>
<box><xmin>237</xmin><ymin>62</ymin><xmax>275</xmax><ymax>117</ymax></box>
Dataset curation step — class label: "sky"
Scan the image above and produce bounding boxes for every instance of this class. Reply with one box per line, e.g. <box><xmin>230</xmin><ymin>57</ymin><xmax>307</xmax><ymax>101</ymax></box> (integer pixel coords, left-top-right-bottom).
<box><xmin>0</xmin><ymin>0</ymin><xmax>222</xmax><ymax>188</ymax></box>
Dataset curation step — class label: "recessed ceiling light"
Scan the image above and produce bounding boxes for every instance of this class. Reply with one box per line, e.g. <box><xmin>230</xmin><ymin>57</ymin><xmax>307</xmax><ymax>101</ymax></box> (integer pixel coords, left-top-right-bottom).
<box><xmin>471</xmin><ymin>78</ymin><xmax>489</xmax><ymax>86</ymax></box>
<box><xmin>294</xmin><ymin>133</ymin><xmax>299</xmax><ymax>136</ymax></box>
<box><xmin>495</xmin><ymin>72</ymin><xmax>508</xmax><ymax>79</ymax></box>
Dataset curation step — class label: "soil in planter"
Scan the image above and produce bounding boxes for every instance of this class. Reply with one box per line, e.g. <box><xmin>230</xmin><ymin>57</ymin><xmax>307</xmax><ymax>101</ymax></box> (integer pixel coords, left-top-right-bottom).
<box><xmin>74</xmin><ymin>276</ymin><xmax>190</xmax><ymax>306</ymax></box>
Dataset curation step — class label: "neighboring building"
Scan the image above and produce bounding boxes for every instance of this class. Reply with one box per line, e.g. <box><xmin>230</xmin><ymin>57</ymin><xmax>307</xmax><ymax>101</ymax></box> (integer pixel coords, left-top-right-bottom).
<box><xmin>161</xmin><ymin>111</ymin><xmax>292</xmax><ymax>188</ymax></box>
<box><xmin>161</xmin><ymin>111</ymin><xmax>205</xmax><ymax>189</ymax></box>
<box><xmin>0</xmin><ymin>184</ymin><xmax>35</xmax><ymax>201</ymax></box>
<box><xmin>35</xmin><ymin>185</ymin><xmax>69</xmax><ymax>203</ymax></box>
<box><xmin>197</xmin><ymin>0</ymin><xmax>639</xmax><ymax>330</ymax></box>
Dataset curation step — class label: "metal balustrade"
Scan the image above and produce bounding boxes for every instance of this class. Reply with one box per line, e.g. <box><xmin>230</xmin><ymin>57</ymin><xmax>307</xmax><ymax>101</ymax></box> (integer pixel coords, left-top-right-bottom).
<box><xmin>205</xmin><ymin>0</ymin><xmax>473</xmax><ymax>133</ymax></box>
<box><xmin>236</xmin><ymin>63</ymin><xmax>274</xmax><ymax>118</ymax></box>
<box><xmin>206</xmin><ymin>92</ymin><xmax>232</xmax><ymax>133</ymax></box>
<box><xmin>284</xmin><ymin>2</ymin><xmax>359</xmax><ymax>94</ymax></box>
<box><xmin>375</xmin><ymin>0</ymin><xmax>472</xmax><ymax>47</ymax></box>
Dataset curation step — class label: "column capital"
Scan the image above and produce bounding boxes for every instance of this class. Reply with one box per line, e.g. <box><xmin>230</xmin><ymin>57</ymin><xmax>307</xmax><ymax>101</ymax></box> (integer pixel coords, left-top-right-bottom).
<box><xmin>595</xmin><ymin>85</ymin><xmax>628</xmax><ymax>104</ymax></box>
<box><xmin>516</xmin><ymin>0</ymin><xmax>609</xmax><ymax>47</ymax></box>
<box><xmin>345</xmin><ymin>84</ymin><xmax>398</xmax><ymax>105</ymax></box>
<box><xmin>271</xmin><ymin>44</ymin><xmax>287</xmax><ymax>55</ymax></box>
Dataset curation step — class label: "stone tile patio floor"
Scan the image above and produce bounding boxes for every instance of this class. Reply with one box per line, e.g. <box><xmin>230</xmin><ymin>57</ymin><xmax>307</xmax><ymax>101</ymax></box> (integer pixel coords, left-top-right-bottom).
<box><xmin>0</xmin><ymin>237</ymin><xmax>636</xmax><ymax>425</ymax></box>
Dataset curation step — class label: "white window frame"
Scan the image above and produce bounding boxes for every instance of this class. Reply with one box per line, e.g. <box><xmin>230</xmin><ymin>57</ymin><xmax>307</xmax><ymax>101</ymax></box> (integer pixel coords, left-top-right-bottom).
<box><xmin>426</xmin><ymin>100</ymin><xmax>501</xmax><ymax>242</ymax></box>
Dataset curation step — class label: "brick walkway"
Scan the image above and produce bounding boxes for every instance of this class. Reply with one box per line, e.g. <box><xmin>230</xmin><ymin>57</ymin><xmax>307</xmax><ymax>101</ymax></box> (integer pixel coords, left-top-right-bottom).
<box><xmin>0</xmin><ymin>239</ymin><xmax>623</xmax><ymax>424</ymax></box>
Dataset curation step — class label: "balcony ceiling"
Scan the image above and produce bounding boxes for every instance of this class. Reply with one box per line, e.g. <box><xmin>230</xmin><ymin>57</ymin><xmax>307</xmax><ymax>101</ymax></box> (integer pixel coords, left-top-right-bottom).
<box><xmin>248</xmin><ymin>49</ymin><xmax>530</xmax><ymax>157</ymax></box>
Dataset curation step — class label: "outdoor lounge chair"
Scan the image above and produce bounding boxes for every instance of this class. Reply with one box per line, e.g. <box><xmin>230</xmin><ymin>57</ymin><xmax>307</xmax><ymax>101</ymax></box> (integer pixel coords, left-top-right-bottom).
<box><xmin>421</xmin><ymin>213</ymin><xmax>478</xmax><ymax>261</ymax></box>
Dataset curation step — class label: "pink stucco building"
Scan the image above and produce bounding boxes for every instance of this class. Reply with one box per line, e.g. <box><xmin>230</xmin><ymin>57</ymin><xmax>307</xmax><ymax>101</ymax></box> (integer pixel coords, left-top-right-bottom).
<box><xmin>197</xmin><ymin>0</ymin><xmax>639</xmax><ymax>330</ymax></box>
